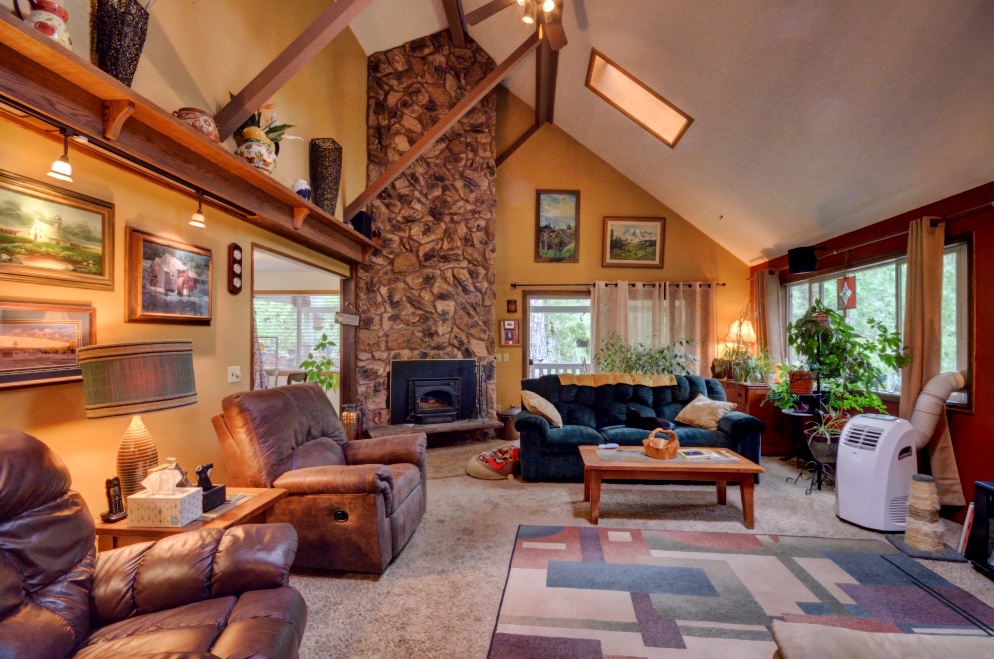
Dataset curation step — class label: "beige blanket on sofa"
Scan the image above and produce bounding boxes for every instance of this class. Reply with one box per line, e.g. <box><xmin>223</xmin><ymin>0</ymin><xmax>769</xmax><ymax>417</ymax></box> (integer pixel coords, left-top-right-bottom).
<box><xmin>557</xmin><ymin>372</ymin><xmax>677</xmax><ymax>387</ymax></box>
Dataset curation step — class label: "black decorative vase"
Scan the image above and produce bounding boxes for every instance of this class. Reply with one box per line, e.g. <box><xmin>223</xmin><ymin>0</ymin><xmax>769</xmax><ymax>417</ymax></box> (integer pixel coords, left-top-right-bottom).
<box><xmin>310</xmin><ymin>138</ymin><xmax>343</xmax><ymax>215</ymax></box>
<box><xmin>95</xmin><ymin>0</ymin><xmax>150</xmax><ymax>87</ymax></box>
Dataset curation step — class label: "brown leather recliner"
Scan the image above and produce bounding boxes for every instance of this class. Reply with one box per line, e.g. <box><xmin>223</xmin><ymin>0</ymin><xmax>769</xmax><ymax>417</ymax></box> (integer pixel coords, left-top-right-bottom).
<box><xmin>0</xmin><ymin>428</ymin><xmax>307</xmax><ymax>659</ymax></box>
<box><xmin>212</xmin><ymin>383</ymin><xmax>427</xmax><ymax>574</ymax></box>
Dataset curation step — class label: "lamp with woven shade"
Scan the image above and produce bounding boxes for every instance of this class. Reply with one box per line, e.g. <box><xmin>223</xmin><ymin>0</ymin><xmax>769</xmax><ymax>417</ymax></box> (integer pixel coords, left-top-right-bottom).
<box><xmin>77</xmin><ymin>340</ymin><xmax>198</xmax><ymax>502</ymax></box>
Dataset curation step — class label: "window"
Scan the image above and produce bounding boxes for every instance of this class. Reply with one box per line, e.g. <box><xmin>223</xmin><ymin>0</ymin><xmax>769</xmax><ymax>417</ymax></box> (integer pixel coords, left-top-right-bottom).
<box><xmin>254</xmin><ymin>294</ymin><xmax>340</xmax><ymax>372</ymax></box>
<box><xmin>784</xmin><ymin>243</ymin><xmax>968</xmax><ymax>403</ymax></box>
<box><xmin>527</xmin><ymin>296</ymin><xmax>591</xmax><ymax>378</ymax></box>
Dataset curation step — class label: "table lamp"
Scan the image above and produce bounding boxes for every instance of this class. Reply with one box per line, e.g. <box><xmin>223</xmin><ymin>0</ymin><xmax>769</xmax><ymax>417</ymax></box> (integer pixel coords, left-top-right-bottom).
<box><xmin>78</xmin><ymin>340</ymin><xmax>198</xmax><ymax>501</ymax></box>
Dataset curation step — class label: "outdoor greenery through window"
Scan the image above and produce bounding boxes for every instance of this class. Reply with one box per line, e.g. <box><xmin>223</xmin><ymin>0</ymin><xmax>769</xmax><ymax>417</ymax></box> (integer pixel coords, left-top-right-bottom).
<box><xmin>528</xmin><ymin>297</ymin><xmax>591</xmax><ymax>378</ymax></box>
<box><xmin>784</xmin><ymin>243</ymin><xmax>968</xmax><ymax>403</ymax></box>
<box><xmin>254</xmin><ymin>294</ymin><xmax>340</xmax><ymax>372</ymax></box>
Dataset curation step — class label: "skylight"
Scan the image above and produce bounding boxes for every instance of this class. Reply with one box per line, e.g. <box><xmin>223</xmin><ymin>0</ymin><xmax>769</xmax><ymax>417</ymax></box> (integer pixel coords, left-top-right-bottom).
<box><xmin>585</xmin><ymin>48</ymin><xmax>693</xmax><ymax>148</ymax></box>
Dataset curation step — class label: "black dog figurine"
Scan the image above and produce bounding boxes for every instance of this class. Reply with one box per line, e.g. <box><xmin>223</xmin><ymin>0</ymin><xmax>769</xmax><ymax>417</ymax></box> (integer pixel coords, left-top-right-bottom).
<box><xmin>195</xmin><ymin>463</ymin><xmax>213</xmax><ymax>490</ymax></box>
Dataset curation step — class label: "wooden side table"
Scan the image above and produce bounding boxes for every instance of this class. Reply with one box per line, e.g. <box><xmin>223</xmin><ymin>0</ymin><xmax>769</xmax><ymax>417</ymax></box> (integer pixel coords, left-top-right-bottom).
<box><xmin>94</xmin><ymin>487</ymin><xmax>287</xmax><ymax>552</ymax></box>
<box><xmin>719</xmin><ymin>379</ymin><xmax>792</xmax><ymax>455</ymax></box>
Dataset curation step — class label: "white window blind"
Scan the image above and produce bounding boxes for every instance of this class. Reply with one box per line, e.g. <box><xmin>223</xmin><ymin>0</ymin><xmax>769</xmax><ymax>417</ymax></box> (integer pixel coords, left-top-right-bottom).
<box><xmin>254</xmin><ymin>294</ymin><xmax>340</xmax><ymax>371</ymax></box>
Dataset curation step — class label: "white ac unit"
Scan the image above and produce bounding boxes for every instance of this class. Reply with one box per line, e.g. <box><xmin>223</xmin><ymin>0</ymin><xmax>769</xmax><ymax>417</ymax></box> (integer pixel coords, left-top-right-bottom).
<box><xmin>836</xmin><ymin>414</ymin><xmax>917</xmax><ymax>532</ymax></box>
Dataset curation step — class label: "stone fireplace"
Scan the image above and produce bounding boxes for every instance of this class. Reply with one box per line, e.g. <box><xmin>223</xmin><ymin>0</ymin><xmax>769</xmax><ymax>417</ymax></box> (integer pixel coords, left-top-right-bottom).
<box><xmin>389</xmin><ymin>359</ymin><xmax>477</xmax><ymax>425</ymax></box>
<box><xmin>357</xmin><ymin>31</ymin><xmax>498</xmax><ymax>426</ymax></box>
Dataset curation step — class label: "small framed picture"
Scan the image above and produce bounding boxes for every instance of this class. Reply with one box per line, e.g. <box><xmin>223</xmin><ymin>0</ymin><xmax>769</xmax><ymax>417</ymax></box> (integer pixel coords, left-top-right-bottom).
<box><xmin>506</xmin><ymin>299</ymin><xmax>517</xmax><ymax>314</ymax></box>
<box><xmin>602</xmin><ymin>216</ymin><xmax>665</xmax><ymax>268</ymax></box>
<box><xmin>126</xmin><ymin>227</ymin><xmax>212</xmax><ymax>324</ymax></box>
<box><xmin>0</xmin><ymin>300</ymin><xmax>96</xmax><ymax>389</ymax></box>
<box><xmin>500</xmin><ymin>319</ymin><xmax>520</xmax><ymax>347</ymax></box>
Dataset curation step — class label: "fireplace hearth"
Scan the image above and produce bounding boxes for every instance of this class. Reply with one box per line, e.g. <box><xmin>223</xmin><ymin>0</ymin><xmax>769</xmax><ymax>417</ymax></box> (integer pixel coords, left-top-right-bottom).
<box><xmin>390</xmin><ymin>359</ymin><xmax>476</xmax><ymax>425</ymax></box>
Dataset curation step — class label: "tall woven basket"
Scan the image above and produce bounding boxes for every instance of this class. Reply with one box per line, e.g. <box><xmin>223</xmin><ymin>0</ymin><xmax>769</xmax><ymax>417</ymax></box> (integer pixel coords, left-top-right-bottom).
<box><xmin>310</xmin><ymin>138</ymin><xmax>343</xmax><ymax>215</ymax></box>
<box><xmin>95</xmin><ymin>0</ymin><xmax>150</xmax><ymax>87</ymax></box>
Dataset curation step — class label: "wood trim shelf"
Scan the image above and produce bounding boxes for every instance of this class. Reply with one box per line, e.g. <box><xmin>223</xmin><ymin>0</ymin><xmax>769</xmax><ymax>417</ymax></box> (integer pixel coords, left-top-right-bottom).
<box><xmin>0</xmin><ymin>13</ymin><xmax>376</xmax><ymax>264</ymax></box>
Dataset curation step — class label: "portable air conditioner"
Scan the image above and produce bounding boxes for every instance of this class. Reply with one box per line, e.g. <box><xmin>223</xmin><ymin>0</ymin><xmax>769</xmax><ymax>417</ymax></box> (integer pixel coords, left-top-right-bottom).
<box><xmin>836</xmin><ymin>414</ymin><xmax>918</xmax><ymax>532</ymax></box>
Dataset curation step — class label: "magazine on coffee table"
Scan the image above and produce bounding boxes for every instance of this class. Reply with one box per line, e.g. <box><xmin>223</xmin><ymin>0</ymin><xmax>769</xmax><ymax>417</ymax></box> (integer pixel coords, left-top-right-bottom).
<box><xmin>677</xmin><ymin>449</ymin><xmax>739</xmax><ymax>463</ymax></box>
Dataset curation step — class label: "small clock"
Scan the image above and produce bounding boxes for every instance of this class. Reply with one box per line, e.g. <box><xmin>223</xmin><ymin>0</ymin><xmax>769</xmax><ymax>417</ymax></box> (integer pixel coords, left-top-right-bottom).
<box><xmin>228</xmin><ymin>243</ymin><xmax>243</xmax><ymax>294</ymax></box>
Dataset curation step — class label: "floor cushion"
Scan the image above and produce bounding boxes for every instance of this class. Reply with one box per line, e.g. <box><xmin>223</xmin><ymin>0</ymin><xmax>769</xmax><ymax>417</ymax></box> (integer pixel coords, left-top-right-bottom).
<box><xmin>466</xmin><ymin>443</ymin><xmax>520</xmax><ymax>480</ymax></box>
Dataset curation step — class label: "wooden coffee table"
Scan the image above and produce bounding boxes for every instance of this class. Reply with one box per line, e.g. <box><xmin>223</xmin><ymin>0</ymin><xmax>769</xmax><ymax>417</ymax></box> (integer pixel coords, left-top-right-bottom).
<box><xmin>94</xmin><ymin>487</ymin><xmax>287</xmax><ymax>552</ymax></box>
<box><xmin>578</xmin><ymin>446</ymin><xmax>764</xmax><ymax>528</ymax></box>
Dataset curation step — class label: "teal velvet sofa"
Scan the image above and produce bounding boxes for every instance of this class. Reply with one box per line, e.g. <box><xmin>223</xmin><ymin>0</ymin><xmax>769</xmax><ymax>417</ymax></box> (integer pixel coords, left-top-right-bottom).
<box><xmin>514</xmin><ymin>374</ymin><xmax>764</xmax><ymax>482</ymax></box>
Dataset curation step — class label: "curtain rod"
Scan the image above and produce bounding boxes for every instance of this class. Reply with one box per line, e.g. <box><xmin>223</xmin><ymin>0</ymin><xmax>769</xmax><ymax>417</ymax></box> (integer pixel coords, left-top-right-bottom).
<box><xmin>510</xmin><ymin>282</ymin><xmax>726</xmax><ymax>289</ymax></box>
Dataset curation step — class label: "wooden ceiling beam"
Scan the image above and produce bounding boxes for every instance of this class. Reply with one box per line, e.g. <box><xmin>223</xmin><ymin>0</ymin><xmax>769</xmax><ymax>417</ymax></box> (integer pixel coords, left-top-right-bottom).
<box><xmin>540</xmin><ymin>2</ymin><xmax>568</xmax><ymax>50</ymax></box>
<box><xmin>496</xmin><ymin>121</ymin><xmax>539</xmax><ymax>167</ymax></box>
<box><xmin>215</xmin><ymin>0</ymin><xmax>375</xmax><ymax>141</ymax></box>
<box><xmin>465</xmin><ymin>0</ymin><xmax>517</xmax><ymax>26</ymax></box>
<box><xmin>535</xmin><ymin>39</ymin><xmax>558</xmax><ymax>126</ymax></box>
<box><xmin>344</xmin><ymin>32</ymin><xmax>540</xmax><ymax>222</ymax></box>
<box><xmin>442</xmin><ymin>0</ymin><xmax>467</xmax><ymax>48</ymax></box>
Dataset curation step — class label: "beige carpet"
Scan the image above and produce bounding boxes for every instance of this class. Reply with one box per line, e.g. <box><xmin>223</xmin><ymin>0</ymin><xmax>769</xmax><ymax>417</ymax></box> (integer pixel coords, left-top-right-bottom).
<box><xmin>291</xmin><ymin>447</ymin><xmax>994</xmax><ymax>658</ymax></box>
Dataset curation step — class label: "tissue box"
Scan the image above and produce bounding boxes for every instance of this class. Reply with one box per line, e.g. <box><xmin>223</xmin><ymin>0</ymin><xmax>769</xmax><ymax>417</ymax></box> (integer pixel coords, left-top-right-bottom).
<box><xmin>127</xmin><ymin>487</ymin><xmax>203</xmax><ymax>527</ymax></box>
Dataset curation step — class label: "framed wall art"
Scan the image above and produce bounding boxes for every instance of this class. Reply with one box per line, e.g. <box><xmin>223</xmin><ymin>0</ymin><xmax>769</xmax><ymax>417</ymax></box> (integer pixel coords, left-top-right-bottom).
<box><xmin>0</xmin><ymin>300</ymin><xmax>96</xmax><ymax>389</ymax></box>
<box><xmin>500</xmin><ymin>319</ymin><xmax>520</xmax><ymax>347</ymax></box>
<box><xmin>126</xmin><ymin>227</ymin><xmax>212</xmax><ymax>324</ymax></box>
<box><xmin>602</xmin><ymin>216</ymin><xmax>665</xmax><ymax>268</ymax></box>
<box><xmin>0</xmin><ymin>170</ymin><xmax>114</xmax><ymax>290</ymax></box>
<box><xmin>535</xmin><ymin>190</ymin><xmax>580</xmax><ymax>263</ymax></box>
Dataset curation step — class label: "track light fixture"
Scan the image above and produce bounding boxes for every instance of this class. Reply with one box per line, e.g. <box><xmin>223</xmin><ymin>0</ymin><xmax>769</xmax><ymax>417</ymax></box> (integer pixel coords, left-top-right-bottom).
<box><xmin>521</xmin><ymin>0</ymin><xmax>536</xmax><ymax>24</ymax></box>
<box><xmin>542</xmin><ymin>0</ymin><xmax>555</xmax><ymax>12</ymax></box>
<box><xmin>189</xmin><ymin>190</ymin><xmax>206</xmax><ymax>228</ymax></box>
<box><xmin>47</xmin><ymin>129</ymin><xmax>73</xmax><ymax>182</ymax></box>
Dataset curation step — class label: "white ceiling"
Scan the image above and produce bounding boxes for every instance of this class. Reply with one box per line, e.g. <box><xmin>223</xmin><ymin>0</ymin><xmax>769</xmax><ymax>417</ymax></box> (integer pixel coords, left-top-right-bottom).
<box><xmin>349</xmin><ymin>0</ymin><xmax>994</xmax><ymax>264</ymax></box>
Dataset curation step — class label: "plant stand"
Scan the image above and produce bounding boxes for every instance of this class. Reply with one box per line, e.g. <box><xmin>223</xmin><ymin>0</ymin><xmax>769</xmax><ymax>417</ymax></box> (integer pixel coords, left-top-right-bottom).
<box><xmin>787</xmin><ymin>460</ymin><xmax>835</xmax><ymax>495</ymax></box>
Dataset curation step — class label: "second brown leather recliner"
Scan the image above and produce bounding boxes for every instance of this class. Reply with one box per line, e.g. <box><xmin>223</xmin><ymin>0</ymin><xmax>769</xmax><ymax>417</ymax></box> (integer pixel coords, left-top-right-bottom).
<box><xmin>212</xmin><ymin>383</ymin><xmax>427</xmax><ymax>574</ymax></box>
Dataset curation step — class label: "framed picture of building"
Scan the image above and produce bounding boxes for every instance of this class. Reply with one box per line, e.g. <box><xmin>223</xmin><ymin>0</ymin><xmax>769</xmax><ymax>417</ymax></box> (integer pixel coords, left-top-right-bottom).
<box><xmin>602</xmin><ymin>216</ymin><xmax>665</xmax><ymax>268</ymax></box>
<box><xmin>500</xmin><ymin>319</ymin><xmax>520</xmax><ymax>347</ymax></box>
<box><xmin>126</xmin><ymin>227</ymin><xmax>212</xmax><ymax>324</ymax></box>
<box><xmin>535</xmin><ymin>190</ymin><xmax>580</xmax><ymax>263</ymax></box>
<box><xmin>0</xmin><ymin>300</ymin><xmax>96</xmax><ymax>389</ymax></box>
<box><xmin>0</xmin><ymin>170</ymin><xmax>114</xmax><ymax>290</ymax></box>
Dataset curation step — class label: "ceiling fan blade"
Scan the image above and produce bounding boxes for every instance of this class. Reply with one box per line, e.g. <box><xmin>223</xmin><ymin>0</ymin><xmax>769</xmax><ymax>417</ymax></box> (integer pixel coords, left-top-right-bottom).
<box><xmin>544</xmin><ymin>21</ymin><xmax>568</xmax><ymax>50</ymax></box>
<box><xmin>464</xmin><ymin>0</ymin><xmax>518</xmax><ymax>26</ymax></box>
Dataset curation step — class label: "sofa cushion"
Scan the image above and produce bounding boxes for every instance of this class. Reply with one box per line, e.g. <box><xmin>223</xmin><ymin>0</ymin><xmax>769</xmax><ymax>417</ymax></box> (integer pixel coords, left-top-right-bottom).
<box><xmin>675</xmin><ymin>394</ymin><xmax>737</xmax><ymax>430</ymax></box>
<box><xmin>521</xmin><ymin>391</ymin><xmax>563</xmax><ymax>428</ymax></box>
<box><xmin>599</xmin><ymin>427</ymin><xmax>651</xmax><ymax>445</ymax></box>
<box><xmin>540</xmin><ymin>425</ymin><xmax>605</xmax><ymax>454</ymax></box>
<box><xmin>597</xmin><ymin>401</ymin><xmax>629</xmax><ymax>429</ymax></box>
<box><xmin>559</xmin><ymin>402</ymin><xmax>597</xmax><ymax>428</ymax></box>
<box><xmin>673</xmin><ymin>425</ymin><xmax>736</xmax><ymax>449</ymax></box>
<box><xmin>287</xmin><ymin>437</ymin><xmax>345</xmax><ymax>470</ymax></box>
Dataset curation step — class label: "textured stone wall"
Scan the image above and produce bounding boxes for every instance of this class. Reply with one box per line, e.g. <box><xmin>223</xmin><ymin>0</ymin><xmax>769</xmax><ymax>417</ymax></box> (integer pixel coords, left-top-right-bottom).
<box><xmin>357</xmin><ymin>31</ymin><xmax>497</xmax><ymax>426</ymax></box>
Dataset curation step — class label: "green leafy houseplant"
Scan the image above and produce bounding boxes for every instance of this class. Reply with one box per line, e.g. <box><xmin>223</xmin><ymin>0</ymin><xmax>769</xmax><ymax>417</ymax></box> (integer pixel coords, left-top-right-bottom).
<box><xmin>299</xmin><ymin>333</ymin><xmax>340</xmax><ymax>392</ymax></box>
<box><xmin>714</xmin><ymin>345</ymin><xmax>773</xmax><ymax>384</ymax></box>
<box><xmin>765</xmin><ymin>300</ymin><xmax>910</xmax><ymax>413</ymax></box>
<box><xmin>594</xmin><ymin>333</ymin><xmax>697</xmax><ymax>375</ymax></box>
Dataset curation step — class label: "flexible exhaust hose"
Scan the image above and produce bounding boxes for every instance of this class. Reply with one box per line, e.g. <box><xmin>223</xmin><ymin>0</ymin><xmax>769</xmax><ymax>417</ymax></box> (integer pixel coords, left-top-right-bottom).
<box><xmin>909</xmin><ymin>371</ymin><xmax>966</xmax><ymax>450</ymax></box>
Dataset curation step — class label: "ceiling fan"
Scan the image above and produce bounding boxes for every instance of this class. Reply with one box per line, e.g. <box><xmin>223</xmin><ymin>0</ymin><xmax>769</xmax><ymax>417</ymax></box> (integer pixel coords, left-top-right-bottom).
<box><xmin>464</xmin><ymin>0</ymin><xmax>568</xmax><ymax>50</ymax></box>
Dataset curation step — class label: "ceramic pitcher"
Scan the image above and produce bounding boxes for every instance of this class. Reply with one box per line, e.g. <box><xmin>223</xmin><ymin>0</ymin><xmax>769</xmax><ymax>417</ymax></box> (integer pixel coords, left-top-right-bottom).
<box><xmin>15</xmin><ymin>0</ymin><xmax>72</xmax><ymax>50</ymax></box>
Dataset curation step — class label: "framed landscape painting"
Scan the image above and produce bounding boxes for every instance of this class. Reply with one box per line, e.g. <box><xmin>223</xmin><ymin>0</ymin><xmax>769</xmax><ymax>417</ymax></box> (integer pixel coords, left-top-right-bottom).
<box><xmin>126</xmin><ymin>227</ymin><xmax>212</xmax><ymax>325</ymax></box>
<box><xmin>602</xmin><ymin>216</ymin><xmax>665</xmax><ymax>268</ymax></box>
<box><xmin>0</xmin><ymin>300</ymin><xmax>96</xmax><ymax>389</ymax></box>
<box><xmin>0</xmin><ymin>170</ymin><xmax>114</xmax><ymax>289</ymax></box>
<box><xmin>535</xmin><ymin>190</ymin><xmax>580</xmax><ymax>263</ymax></box>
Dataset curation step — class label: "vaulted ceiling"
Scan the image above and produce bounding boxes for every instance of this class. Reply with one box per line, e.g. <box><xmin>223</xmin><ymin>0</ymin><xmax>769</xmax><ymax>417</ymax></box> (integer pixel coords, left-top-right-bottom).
<box><xmin>349</xmin><ymin>0</ymin><xmax>994</xmax><ymax>264</ymax></box>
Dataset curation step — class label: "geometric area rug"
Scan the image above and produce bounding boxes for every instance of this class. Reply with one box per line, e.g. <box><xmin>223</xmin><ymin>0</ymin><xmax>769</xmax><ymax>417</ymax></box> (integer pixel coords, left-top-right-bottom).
<box><xmin>488</xmin><ymin>526</ymin><xmax>994</xmax><ymax>658</ymax></box>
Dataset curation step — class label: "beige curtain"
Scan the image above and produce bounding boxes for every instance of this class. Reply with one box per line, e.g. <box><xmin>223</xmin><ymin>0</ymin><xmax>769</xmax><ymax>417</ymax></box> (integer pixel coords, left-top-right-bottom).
<box><xmin>591</xmin><ymin>281</ymin><xmax>716</xmax><ymax>376</ymax></box>
<box><xmin>899</xmin><ymin>218</ymin><xmax>964</xmax><ymax>506</ymax></box>
<box><xmin>754</xmin><ymin>269</ymin><xmax>785</xmax><ymax>364</ymax></box>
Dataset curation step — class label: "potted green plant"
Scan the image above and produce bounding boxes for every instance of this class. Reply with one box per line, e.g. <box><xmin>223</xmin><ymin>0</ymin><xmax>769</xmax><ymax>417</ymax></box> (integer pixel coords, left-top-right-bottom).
<box><xmin>299</xmin><ymin>333</ymin><xmax>340</xmax><ymax>393</ymax></box>
<box><xmin>765</xmin><ymin>300</ymin><xmax>910</xmax><ymax>414</ymax></box>
<box><xmin>804</xmin><ymin>409</ymin><xmax>848</xmax><ymax>463</ymax></box>
<box><xmin>594</xmin><ymin>333</ymin><xmax>697</xmax><ymax>375</ymax></box>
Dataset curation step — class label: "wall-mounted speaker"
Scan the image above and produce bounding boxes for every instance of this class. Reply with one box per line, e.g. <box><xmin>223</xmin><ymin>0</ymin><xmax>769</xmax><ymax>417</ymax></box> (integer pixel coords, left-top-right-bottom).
<box><xmin>787</xmin><ymin>246</ymin><xmax>821</xmax><ymax>274</ymax></box>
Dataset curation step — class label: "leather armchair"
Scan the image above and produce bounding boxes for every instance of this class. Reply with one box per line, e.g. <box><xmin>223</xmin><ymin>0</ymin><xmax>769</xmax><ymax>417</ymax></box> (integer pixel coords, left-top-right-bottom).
<box><xmin>212</xmin><ymin>383</ymin><xmax>427</xmax><ymax>574</ymax></box>
<box><xmin>0</xmin><ymin>428</ymin><xmax>306</xmax><ymax>659</ymax></box>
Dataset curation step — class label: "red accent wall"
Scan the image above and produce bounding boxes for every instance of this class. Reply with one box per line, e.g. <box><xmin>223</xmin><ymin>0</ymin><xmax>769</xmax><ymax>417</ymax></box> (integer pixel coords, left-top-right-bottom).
<box><xmin>752</xmin><ymin>182</ymin><xmax>994</xmax><ymax>514</ymax></box>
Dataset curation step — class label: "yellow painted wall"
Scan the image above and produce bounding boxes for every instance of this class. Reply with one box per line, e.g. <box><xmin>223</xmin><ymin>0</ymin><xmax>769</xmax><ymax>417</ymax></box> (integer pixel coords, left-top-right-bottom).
<box><xmin>0</xmin><ymin>0</ymin><xmax>366</xmax><ymax>514</ymax></box>
<box><xmin>493</xmin><ymin>90</ymin><xmax>751</xmax><ymax>410</ymax></box>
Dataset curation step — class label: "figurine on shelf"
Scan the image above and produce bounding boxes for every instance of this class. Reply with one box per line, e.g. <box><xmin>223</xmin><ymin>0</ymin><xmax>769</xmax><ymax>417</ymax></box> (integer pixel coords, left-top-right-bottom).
<box><xmin>195</xmin><ymin>463</ymin><xmax>214</xmax><ymax>490</ymax></box>
<box><xmin>100</xmin><ymin>476</ymin><xmax>127</xmax><ymax>523</ymax></box>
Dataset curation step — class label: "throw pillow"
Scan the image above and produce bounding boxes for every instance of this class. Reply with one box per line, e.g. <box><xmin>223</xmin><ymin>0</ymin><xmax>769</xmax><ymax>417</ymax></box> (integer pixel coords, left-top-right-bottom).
<box><xmin>625</xmin><ymin>408</ymin><xmax>676</xmax><ymax>432</ymax></box>
<box><xmin>521</xmin><ymin>391</ymin><xmax>563</xmax><ymax>428</ymax></box>
<box><xmin>674</xmin><ymin>394</ymin><xmax>737</xmax><ymax>430</ymax></box>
